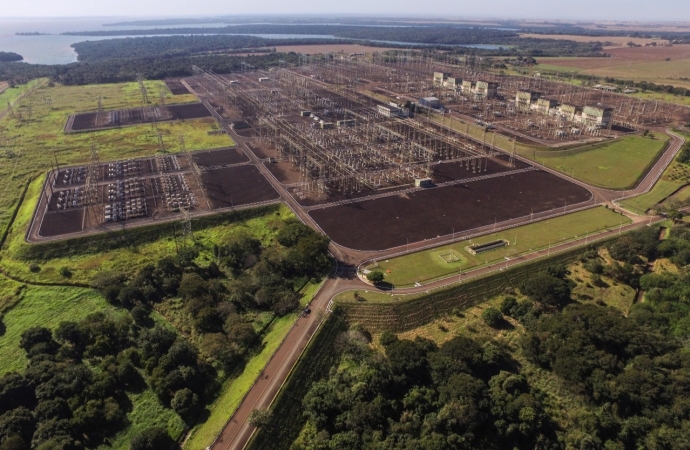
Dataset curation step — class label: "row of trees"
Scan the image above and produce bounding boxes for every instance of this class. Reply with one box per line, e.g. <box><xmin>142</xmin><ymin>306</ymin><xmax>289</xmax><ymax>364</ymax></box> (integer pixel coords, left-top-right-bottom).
<box><xmin>294</xmin><ymin>223</ymin><xmax>690</xmax><ymax>448</ymax></box>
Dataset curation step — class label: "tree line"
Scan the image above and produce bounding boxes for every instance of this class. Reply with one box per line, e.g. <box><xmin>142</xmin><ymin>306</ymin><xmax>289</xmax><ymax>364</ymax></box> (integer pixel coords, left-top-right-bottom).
<box><xmin>293</xmin><ymin>224</ymin><xmax>690</xmax><ymax>449</ymax></box>
<box><xmin>0</xmin><ymin>219</ymin><xmax>331</xmax><ymax>449</ymax></box>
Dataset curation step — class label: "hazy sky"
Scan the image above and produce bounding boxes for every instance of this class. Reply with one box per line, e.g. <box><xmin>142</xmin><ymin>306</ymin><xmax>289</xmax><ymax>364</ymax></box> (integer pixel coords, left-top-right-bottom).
<box><xmin>2</xmin><ymin>0</ymin><xmax>689</xmax><ymax>22</ymax></box>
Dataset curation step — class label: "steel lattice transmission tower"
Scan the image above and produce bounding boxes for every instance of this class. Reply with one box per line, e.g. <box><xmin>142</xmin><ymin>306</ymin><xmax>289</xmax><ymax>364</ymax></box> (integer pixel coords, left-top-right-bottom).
<box><xmin>83</xmin><ymin>142</ymin><xmax>101</xmax><ymax>229</ymax></box>
<box><xmin>178</xmin><ymin>205</ymin><xmax>194</xmax><ymax>245</ymax></box>
<box><xmin>137</xmin><ymin>75</ymin><xmax>149</xmax><ymax>104</ymax></box>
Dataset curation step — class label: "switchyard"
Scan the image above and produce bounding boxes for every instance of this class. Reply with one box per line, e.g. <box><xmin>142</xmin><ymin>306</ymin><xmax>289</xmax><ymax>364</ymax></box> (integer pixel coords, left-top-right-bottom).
<box><xmin>29</xmin><ymin>52</ymin><xmax>687</xmax><ymax>250</ymax></box>
<box><xmin>31</xmin><ymin>148</ymin><xmax>279</xmax><ymax>240</ymax></box>
<box><xmin>65</xmin><ymin>102</ymin><xmax>212</xmax><ymax>132</ymax></box>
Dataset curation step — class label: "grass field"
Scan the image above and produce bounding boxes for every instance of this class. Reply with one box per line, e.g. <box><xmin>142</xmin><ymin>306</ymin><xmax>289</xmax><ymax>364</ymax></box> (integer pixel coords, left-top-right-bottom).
<box><xmin>0</xmin><ymin>79</ymin><xmax>46</xmax><ymax>113</ymax></box>
<box><xmin>533</xmin><ymin>135</ymin><xmax>668</xmax><ymax>189</ymax></box>
<box><xmin>620</xmin><ymin>180</ymin><xmax>683</xmax><ymax>215</ymax></box>
<box><xmin>0</xmin><ymin>281</ymin><xmax>124</xmax><ymax>375</ymax></box>
<box><xmin>619</xmin><ymin>131</ymin><xmax>690</xmax><ymax>214</ymax></box>
<box><xmin>364</xmin><ymin>206</ymin><xmax>630</xmax><ymax>288</ymax></box>
<box><xmin>0</xmin><ymin>81</ymin><xmax>232</xmax><ymax>239</ymax></box>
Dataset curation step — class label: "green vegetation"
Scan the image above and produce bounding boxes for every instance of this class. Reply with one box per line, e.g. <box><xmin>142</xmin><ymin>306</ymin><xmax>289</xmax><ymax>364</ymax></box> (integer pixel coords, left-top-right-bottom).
<box><xmin>247</xmin><ymin>315</ymin><xmax>348</xmax><ymax>450</ymax></box>
<box><xmin>620</xmin><ymin>180</ymin><xmax>682</xmax><ymax>215</ymax></box>
<box><xmin>533</xmin><ymin>134</ymin><xmax>668</xmax><ymax>189</ymax></box>
<box><xmin>0</xmin><ymin>80</ymin><xmax>328</xmax><ymax>448</ymax></box>
<box><xmin>0</xmin><ymin>212</ymin><xmax>331</xmax><ymax>449</ymax></box>
<box><xmin>281</xmin><ymin>224</ymin><xmax>690</xmax><ymax>449</ymax></box>
<box><xmin>101</xmin><ymin>390</ymin><xmax>185</xmax><ymax>450</ymax></box>
<box><xmin>0</xmin><ymin>306</ymin><xmax>204</xmax><ymax>449</ymax></box>
<box><xmin>0</xmin><ymin>284</ymin><xmax>114</xmax><ymax>375</ymax></box>
<box><xmin>0</xmin><ymin>81</ymin><xmax>231</xmax><ymax>239</ymax></box>
<box><xmin>431</xmin><ymin>114</ymin><xmax>667</xmax><ymax>191</ymax></box>
<box><xmin>184</xmin><ymin>297</ymin><xmax>310</xmax><ymax>450</ymax></box>
<box><xmin>365</xmin><ymin>206</ymin><xmax>629</xmax><ymax>287</ymax></box>
<box><xmin>0</xmin><ymin>52</ymin><xmax>23</xmax><ymax>62</ymax></box>
<box><xmin>620</xmin><ymin>131</ymin><xmax>690</xmax><ymax>214</ymax></box>
<box><xmin>0</xmin><ymin>78</ymin><xmax>45</xmax><ymax>113</ymax></box>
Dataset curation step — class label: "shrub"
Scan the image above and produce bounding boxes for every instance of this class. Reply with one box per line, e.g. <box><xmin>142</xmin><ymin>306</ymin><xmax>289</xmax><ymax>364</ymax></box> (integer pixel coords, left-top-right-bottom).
<box><xmin>500</xmin><ymin>297</ymin><xmax>518</xmax><ymax>316</ymax></box>
<box><xmin>367</xmin><ymin>271</ymin><xmax>384</xmax><ymax>283</ymax></box>
<box><xmin>481</xmin><ymin>307</ymin><xmax>503</xmax><ymax>328</ymax></box>
<box><xmin>130</xmin><ymin>427</ymin><xmax>177</xmax><ymax>450</ymax></box>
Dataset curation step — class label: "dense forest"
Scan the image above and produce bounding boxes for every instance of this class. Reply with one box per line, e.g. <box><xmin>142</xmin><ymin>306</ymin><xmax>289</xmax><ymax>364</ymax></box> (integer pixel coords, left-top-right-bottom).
<box><xmin>0</xmin><ymin>52</ymin><xmax>23</xmax><ymax>63</ymax></box>
<box><xmin>64</xmin><ymin>25</ymin><xmax>606</xmax><ymax>57</ymax></box>
<box><xmin>0</xmin><ymin>51</ymin><xmax>301</xmax><ymax>87</ymax></box>
<box><xmin>0</xmin><ymin>220</ymin><xmax>331</xmax><ymax>449</ymax></box>
<box><xmin>70</xmin><ymin>36</ymin><xmax>354</xmax><ymax>61</ymax></box>
<box><xmin>293</xmin><ymin>224</ymin><xmax>690</xmax><ymax>449</ymax></box>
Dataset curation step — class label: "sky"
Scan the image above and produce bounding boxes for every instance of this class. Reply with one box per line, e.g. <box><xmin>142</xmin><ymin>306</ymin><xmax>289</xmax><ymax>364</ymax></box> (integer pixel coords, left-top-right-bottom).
<box><xmin>2</xmin><ymin>0</ymin><xmax>689</xmax><ymax>22</ymax></box>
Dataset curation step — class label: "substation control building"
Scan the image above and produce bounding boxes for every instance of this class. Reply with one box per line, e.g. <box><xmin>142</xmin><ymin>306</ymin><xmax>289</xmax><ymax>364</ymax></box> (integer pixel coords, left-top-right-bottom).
<box><xmin>418</xmin><ymin>97</ymin><xmax>442</xmax><ymax>110</ymax></box>
<box><xmin>414</xmin><ymin>177</ymin><xmax>433</xmax><ymax>187</ymax></box>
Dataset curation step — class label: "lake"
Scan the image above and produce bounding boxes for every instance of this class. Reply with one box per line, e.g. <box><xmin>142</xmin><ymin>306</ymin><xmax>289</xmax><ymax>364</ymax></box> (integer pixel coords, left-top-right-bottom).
<box><xmin>0</xmin><ymin>17</ymin><xmax>509</xmax><ymax>65</ymax></box>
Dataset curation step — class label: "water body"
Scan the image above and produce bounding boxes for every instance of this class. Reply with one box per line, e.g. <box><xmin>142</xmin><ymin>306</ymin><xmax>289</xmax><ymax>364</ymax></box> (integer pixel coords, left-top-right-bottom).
<box><xmin>0</xmin><ymin>17</ymin><xmax>509</xmax><ymax>65</ymax></box>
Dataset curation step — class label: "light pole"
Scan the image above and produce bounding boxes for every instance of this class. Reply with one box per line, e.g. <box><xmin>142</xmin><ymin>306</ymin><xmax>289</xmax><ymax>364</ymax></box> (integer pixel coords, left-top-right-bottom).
<box><xmin>406</xmin><ymin>236</ymin><xmax>409</xmax><ymax>253</ymax></box>
<box><xmin>530</xmin><ymin>209</ymin><xmax>533</xmax><ymax>222</ymax></box>
<box><xmin>452</xmin><ymin>226</ymin><xmax>455</xmax><ymax>240</ymax></box>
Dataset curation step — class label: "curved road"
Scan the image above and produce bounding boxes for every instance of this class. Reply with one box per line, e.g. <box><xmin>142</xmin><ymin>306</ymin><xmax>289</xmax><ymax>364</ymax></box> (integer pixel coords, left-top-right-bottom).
<box><xmin>191</xmin><ymin>72</ymin><xmax>685</xmax><ymax>450</ymax></box>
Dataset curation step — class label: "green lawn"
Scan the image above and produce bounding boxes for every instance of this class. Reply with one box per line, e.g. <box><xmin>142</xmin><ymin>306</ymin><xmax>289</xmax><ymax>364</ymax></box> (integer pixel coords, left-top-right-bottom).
<box><xmin>533</xmin><ymin>135</ymin><xmax>668</xmax><ymax>189</ymax></box>
<box><xmin>619</xmin><ymin>131</ymin><xmax>690</xmax><ymax>214</ymax></box>
<box><xmin>397</xmin><ymin>101</ymin><xmax>664</xmax><ymax>191</ymax></box>
<box><xmin>365</xmin><ymin>206</ymin><xmax>630</xmax><ymax>288</ymax></box>
<box><xmin>183</xmin><ymin>311</ymin><xmax>300</xmax><ymax>450</ymax></box>
<box><xmin>620</xmin><ymin>180</ymin><xmax>683</xmax><ymax>215</ymax></box>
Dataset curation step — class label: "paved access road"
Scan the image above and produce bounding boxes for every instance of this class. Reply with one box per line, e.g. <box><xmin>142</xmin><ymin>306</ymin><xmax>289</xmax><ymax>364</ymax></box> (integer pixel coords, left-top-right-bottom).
<box><xmin>187</xmin><ymin>74</ymin><xmax>685</xmax><ymax>450</ymax></box>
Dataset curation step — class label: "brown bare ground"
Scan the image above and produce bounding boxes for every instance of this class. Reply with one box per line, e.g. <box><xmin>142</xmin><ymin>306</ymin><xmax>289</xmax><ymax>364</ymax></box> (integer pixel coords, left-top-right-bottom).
<box><xmin>535</xmin><ymin>44</ymin><xmax>690</xmax><ymax>89</ymax></box>
<box><xmin>543</xmin><ymin>44</ymin><xmax>690</xmax><ymax>68</ymax></box>
<box><xmin>520</xmin><ymin>34</ymin><xmax>669</xmax><ymax>48</ymax></box>
<box><xmin>516</xmin><ymin>20</ymin><xmax>690</xmax><ymax>33</ymax></box>
<box><xmin>0</xmin><ymin>82</ymin><xmax>8</xmax><ymax>95</ymax></box>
